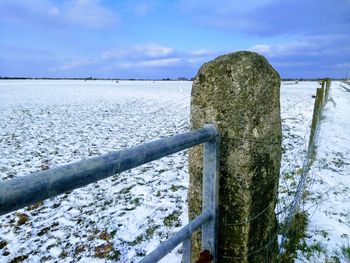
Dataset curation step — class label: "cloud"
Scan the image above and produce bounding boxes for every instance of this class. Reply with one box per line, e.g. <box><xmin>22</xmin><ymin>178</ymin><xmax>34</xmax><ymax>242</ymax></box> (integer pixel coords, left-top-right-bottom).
<box><xmin>133</xmin><ymin>44</ymin><xmax>174</xmax><ymax>58</ymax></box>
<box><xmin>116</xmin><ymin>58</ymin><xmax>181</xmax><ymax>69</ymax></box>
<box><xmin>250</xmin><ymin>34</ymin><xmax>350</xmax><ymax>78</ymax></box>
<box><xmin>250</xmin><ymin>41</ymin><xmax>316</xmax><ymax>58</ymax></box>
<box><xmin>251</xmin><ymin>35</ymin><xmax>350</xmax><ymax>58</ymax></box>
<box><xmin>187</xmin><ymin>49</ymin><xmax>215</xmax><ymax>57</ymax></box>
<box><xmin>0</xmin><ymin>0</ymin><xmax>119</xmax><ymax>29</ymax></box>
<box><xmin>59</xmin><ymin>58</ymin><xmax>93</xmax><ymax>70</ymax></box>
<box><xmin>133</xmin><ymin>3</ymin><xmax>152</xmax><ymax>16</ymax></box>
<box><xmin>180</xmin><ymin>0</ymin><xmax>276</xmax><ymax>15</ymax></box>
<box><xmin>63</xmin><ymin>0</ymin><xmax>119</xmax><ymax>28</ymax></box>
<box><xmin>138</xmin><ymin>58</ymin><xmax>180</xmax><ymax>67</ymax></box>
<box><xmin>102</xmin><ymin>43</ymin><xmax>181</xmax><ymax>69</ymax></box>
<box><xmin>180</xmin><ymin>0</ymin><xmax>350</xmax><ymax>36</ymax></box>
<box><xmin>101</xmin><ymin>44</ymin><xmax>218</xmax><ymax>72</ymax></box>
<box><xmin>331</xmin><ymin>63</ymin><xmax>350</xmax><ymax>69</ymax></box>
<box><xmin>0</xmin><ymin>37</ymin><xmax>217</xmax><ymax>78</ymax></box>
<box><xmin>0</xmin><ymin>0</ymin><xmax>60</xmax><ymax>25</ymax></box>
<box><xmin>102</xmin><ymin>44</ymin><xmax>174</xmax><ymax>60</ymax></box>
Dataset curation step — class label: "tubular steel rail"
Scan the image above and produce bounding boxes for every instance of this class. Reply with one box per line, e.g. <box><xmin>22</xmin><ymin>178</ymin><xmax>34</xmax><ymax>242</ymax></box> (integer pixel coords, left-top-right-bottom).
<box><xmin>0</xmin><ymin>124</ymin><xmax>220</xmax><ymax>263</ymax></box>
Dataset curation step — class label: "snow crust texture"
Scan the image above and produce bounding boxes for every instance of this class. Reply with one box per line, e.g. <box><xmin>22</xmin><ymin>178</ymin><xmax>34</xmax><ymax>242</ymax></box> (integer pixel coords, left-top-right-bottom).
<box><xmin>0</xmin><ymin>80</ymin><xmax>348</xmax><ymax>262</ymax></box>
<box><xmin>0</xmin><ymin>80</ymin><xmax>191</xmax><ymax>263</ymax></box>
<box><xmin>297</xmin><ymin>82</ymin><xmax>350</xmax><ymax>262</ymax></box>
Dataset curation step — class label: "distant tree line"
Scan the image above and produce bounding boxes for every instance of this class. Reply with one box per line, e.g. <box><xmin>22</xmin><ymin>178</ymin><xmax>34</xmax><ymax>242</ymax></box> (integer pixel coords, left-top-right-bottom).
<box><xmin>0</xmin><ymin>76</ymin><xmax>193</xmax><ymax>81</ymax></box>
<box><xmin>0</xmin><ymin>76</ymin><xmax>347</xmax><ymax>81</ymax></box>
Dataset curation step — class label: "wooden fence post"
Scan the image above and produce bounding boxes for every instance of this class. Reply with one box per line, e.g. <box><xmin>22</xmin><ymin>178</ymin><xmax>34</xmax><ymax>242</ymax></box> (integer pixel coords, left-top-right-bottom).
<box><xmin>308</xmin><ymin>88</ymin><xmax>324</xmax><ymax>162</ymax></box>
<box><xmin>325</xmin><ymin>78</ymin><xmax>331</xmax><ymax>101</ymax></box>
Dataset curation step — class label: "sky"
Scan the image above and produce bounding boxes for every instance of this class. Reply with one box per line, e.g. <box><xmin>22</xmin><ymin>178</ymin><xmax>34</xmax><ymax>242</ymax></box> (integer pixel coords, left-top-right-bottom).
<box><xmin>0</xmin><ymin>0</ymin><xmax>349</xmax><ymax>79</ymax></box>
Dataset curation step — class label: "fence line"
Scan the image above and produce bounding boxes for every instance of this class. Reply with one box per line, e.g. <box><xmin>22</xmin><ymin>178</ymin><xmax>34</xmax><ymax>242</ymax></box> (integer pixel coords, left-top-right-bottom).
<box><xmin>340</xmin><ymin>80</ymin><xmax>350</xmax><ymax>92</ymax></box>
<box><xmin>220</xmin><ymin>231</ymin><xmax>279</xmax><ymax>260</ymax></box>
<box><xmin>212</xmin><ymin>79</ymin><xmax>333</xmax><ymax>260</ymax></box>
<box><xmin>139</xmin><ymin>210</ymin><xmax>212</xmax><ymax>263</ymax></box>
<box><xmin>0</xmin><ymin>126</ymin><xmax>216</xmax><ymax>215</ymax></box>
<box><xmin>279</xmin><ymin>78</ymin><xmax>331</xmax><ymax>253</ymax></box>
<box><xmin>0</xmin><ymin>124</ymin><xmax>220</xmax><ymax>263</ymax></box>
<box><xmin>0</xmin><ymin>78</ymin><xmax>332</xmax><ymax>262</ymax></box>
<box><xmin>222</xmin><ymin>136</ymin><xmax>280</xmax><ymax>145</ymax></box>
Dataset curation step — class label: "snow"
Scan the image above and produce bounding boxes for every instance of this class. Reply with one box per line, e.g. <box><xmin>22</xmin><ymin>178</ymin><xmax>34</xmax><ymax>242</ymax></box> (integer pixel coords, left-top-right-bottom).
<box><xmin>296</xmin><ymin>82</ymin><xmax>350</xmax><ymax>262</ymax></box>
<box><xmin>0</xmin><ymin>80</ymin><xmax>191</xmax><ymax>262</ymax></box>
<box><xmin>0</xmin><ymin>79</ymin><xmax>348</xmax><ymax>262</ymax></box>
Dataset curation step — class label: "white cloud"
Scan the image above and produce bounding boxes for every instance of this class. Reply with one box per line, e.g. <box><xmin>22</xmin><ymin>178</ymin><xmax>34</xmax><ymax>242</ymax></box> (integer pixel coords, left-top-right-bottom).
<box><xmin>0</xmin><ymin>0</ymin><xmax>57</xmax><ymax>21</ymax></box>
<box><xmin>250</xmin><ymin>44</ymin><xmax>272</xmax><ymax>55</ymax></box>
<box><xmin>49</xmin><ymin>7</ymin><xmax>60</xmax><ymax>17</ymax></box>
<box><xmin>138</xmin><ymin>58</ymin><xmax>181</xmax><ymax>67</ymax></box>
<box><xmin>116</xmin><ymin>58</ymin><xmax>181</xmax><ymax>69</ymax></box>
<box><xmin>134</xmin><ymin>44</ymin><xmax>174</xmax><ymax>58</ymax></box>
<box><xmin>59</xmin><ymin>58</ymin><xmax>92</xmax><ymax>70</ymax></box>
<box><xmin>187</xmin><ymin>57</ymin><xmax>208</xmax><ymax>65</ymax></box>
<box><xmin>63</xmin><ymin>0</ymin><xmax>119</xmax><ymax>28</ymax></box>
<box><xmin>273</xmin><ymin>61</ymin><xmax>312</xmax><ymax>67</ymax></box>
<box><xmin>101</xmin><ymin>50</ymin><xmax>124</xmax><ymax>60</ymax></box>
<box><xmin>188</xmin><ymin>49</ymin><xmax>214</xmax><ymax>57</ymax></box>
<box><xmin>102</xmin><ymin>43</ymin><xmax>174</xmax><ymax>60</ymax></box>
<box><xmin>250</xmin><ymin>40</ymin><xmax>317</xmax><ymax>57</ymax></box>
<box><xmin>180</xmin><ymin>0</ymin><xmax>350</xmax><ymax>37</ymax></box>
<box><xmin>0</xmin><ymin>0</ymin><xmax>119</xmax><ymax>29</ymax></box>
<box><xmin>134</xmin><ymin>3</ymin><xmax>152</xmax><ymax>16</ymax></box>
<box><xmin>102</xmin><ymin>44</ymin><xmax>218</xmax><ymax>71</ymax></box>
<box><xmin>332</xmin><ymin>63</ymin><xmax>350</xmax><ymax>69</ymax></box>
<box><xmin>250</xmin><ymin>34</ymin><xmax>350</xmax><ymax>60</ymax></box>
<box><xmin>181</xmin><ymin>0</ymin><xmax>277</xmax><ymax>14</ymax></box>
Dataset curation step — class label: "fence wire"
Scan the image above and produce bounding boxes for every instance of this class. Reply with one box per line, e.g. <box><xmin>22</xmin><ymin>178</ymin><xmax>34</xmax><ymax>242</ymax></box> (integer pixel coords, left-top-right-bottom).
<box><xmin>278</xmin><ymin>81</ymin><xmax>330</xmax><ymax>253</ymax></box>
<box><xmin>149</xmin><ymin>82</ymin><xmax>327</xmax><ymax>261</ymax></box>
<box><xmin>210</xmin><ymin>110</ymin><xmax>311</xmax><ymax>261</ymax></box>
<box><xmin>212</xmin><ymin>82</ymin><xmax>329</xmax><ymax>261</ymax></box>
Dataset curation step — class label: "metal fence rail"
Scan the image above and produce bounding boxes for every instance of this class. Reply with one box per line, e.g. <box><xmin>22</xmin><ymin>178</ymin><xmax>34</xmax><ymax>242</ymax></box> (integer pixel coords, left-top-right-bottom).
<box><xmin>139</xmin><ymin>210</ymin><xmax>212</xmax><ymax>263</ymax></box>
<box><xmin>0</xmin><ymin>124</ymin><xmax>220</xmax><ymax>263</ymax></box>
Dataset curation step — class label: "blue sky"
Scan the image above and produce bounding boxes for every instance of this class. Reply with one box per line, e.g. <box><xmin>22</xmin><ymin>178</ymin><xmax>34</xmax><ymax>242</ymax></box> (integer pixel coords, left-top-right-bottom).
<box><xmin>0</xmin><ymin>0</ymin><xmax>349</xmax><ymax>79</ymax></box>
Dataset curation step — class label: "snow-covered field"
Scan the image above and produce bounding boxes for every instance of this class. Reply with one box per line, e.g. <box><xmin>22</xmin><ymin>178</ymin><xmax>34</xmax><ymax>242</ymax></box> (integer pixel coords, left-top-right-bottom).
<box><xmin>0</xmin><ymin>80</ymin><xmax>348</xmax><ymax>262</ymax></box>
<box><xmin>298</xmin><ymin>82</ymin><xmax>350</xmax><ymax>262</ymax></box>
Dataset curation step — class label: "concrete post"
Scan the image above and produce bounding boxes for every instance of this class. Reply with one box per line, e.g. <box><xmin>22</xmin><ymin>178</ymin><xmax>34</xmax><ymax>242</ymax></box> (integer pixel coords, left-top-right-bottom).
<box><xmin>188</xmin><ymin>51</ymin><xmax>282</xmax><ymax>262</ymax></box>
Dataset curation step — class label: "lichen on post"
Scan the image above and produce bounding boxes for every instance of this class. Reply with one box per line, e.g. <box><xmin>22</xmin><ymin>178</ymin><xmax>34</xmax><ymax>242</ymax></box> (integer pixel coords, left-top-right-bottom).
<box><xmin>188</xmin><ymin>51</ymin><xmax>282</xmax><ymax>262</ymax></box>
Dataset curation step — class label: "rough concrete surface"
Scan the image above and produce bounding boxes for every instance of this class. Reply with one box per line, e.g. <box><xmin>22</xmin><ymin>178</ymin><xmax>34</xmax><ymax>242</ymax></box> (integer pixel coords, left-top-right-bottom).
<box><xmin>188</xmin><ymin>51</ymin><xmax>282</xmax><ymax>262</ymax></box>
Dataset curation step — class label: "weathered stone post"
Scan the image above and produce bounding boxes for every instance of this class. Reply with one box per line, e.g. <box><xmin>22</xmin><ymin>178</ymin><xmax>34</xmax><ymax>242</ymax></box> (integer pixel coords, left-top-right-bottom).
<box><xmin>188</xmin><ymin>51</ymin><xmax>282</xmax><ymax>262</ymax></box>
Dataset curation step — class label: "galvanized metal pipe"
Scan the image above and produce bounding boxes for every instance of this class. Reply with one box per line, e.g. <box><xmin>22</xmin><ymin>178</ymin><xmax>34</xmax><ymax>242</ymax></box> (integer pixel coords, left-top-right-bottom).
<box><xmin>138</xmin><ymin>210</ymin><xmax>212</xmax><ymax>263</ymax></box>
<box><xmin>182</xmin><ymin>237</ymin><xmax>191</xmax><ymax>262</ymax></box>
<box><xmin>181</xmin><ymin>124</ymin><xmax>220</xmax><ymax>263</ymax></box>
<box><xmin>201</xmin><ymin>124</ymin><xmax>220</xmax><ymax>262</ymax></box>
<box><xmin>0</xmin><ymin>126</ymin><xmax>217</xmax><ymax>216</ymax></box>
